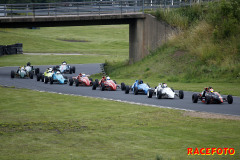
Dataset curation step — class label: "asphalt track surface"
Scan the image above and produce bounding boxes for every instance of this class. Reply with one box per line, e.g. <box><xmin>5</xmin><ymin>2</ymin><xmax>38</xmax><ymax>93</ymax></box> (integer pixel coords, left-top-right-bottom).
<box><xmin>1</xmin><ymin>64</ymin><xmax>240</xmax><ymax>116</ymax></box>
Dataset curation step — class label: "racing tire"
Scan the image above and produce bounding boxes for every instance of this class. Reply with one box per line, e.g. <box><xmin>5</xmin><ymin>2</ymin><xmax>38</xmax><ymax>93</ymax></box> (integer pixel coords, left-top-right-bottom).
<box><xmin>64</xmin><ymin>76</ymin><xmax>68</xmax><ymax>80</ymax></box>
<box><xmin>205</xmin><ymin>96</ymin><xmax>211</xmax><ymax>104</ymax></box>
<box><xmin>69</xmin><ymin>78</ymin><xmax>74</xmax><ymax>86</ymax></box>
<box><xmin>125</xmin><ymin>85</ymin><xmax>130</xmax><ymax>94</ymax></box>
<box><xmin>29</xmin><ymin>71</ymin><xmax>33</xmax><ymax>79</ymax></box>
<box><xmin>37</xmin><ymin>74</ymin><xmax>41</xmax><ymax>81</ymax></box>
<box><xmin>192</xmin><ymin>94</ymin><xmax>198</xmax><ymax>103</ymax></box>
<box><xmin>70</xmin><ymin>68</ymin><xmax>73</xmax><ymax>74</ymax></box>
<box><xmin>89</xmin><ymin>78</ymin><xmax>93</xmax><ymax>82</ymax></box>
<box><xmin>95</xmin><ymin>79</ymin><xmax>99</xmax><ymax>87</ymax></box>
<box><xmin>76</xmin><ymin>81</ymin><xmax>79</xmax><ymax>87</ymax></box>
<box><xmin>49</xmin><ymin>77</ymin><xmax>53</xmax><ymax>84</ymax></box>
<box><xmin>179</xmin><ymin>90</ymin><xmax>184</xmax><ymax>99</ymax></box>
<box><xmin>44</xmin><ymin>76</ymin><xmax>49</xmax><ymax>84</ymax></box>
<box><xmin>101</xmin><ymin>83</ymin><xmax>105</xmax><ymax>91</ymax></box>
<box><xmin>35</xmin><ymin>68</ymin><xmax>40</xmax><ymax>75</ymax></box>
<box><xmin>11</xmin><ymin>70</ymin><xmax>15</xmax><ymax>78</ymax></box>
<box><xmin>147</xmin><ymin>89</ymin><xmax>153</xmax><ymax>98</ymax></box>
<box><xmin>72</xmin><ymin>66</ymin><xmax>76</xmax><ymax>73</ymax></box>
<box><xmin>121</xmin><ymin>83</ymin><xmax>126</xmax><ymax>91</ymax></box>
<box><xmin>157</xmin><ymin>90</ymin><xmax>162</xmax><ymax>99</ymax></box>
<box><xmin>227</xmin><ymin>95</ymin><xmax>233</xmax><ymax>104</ymax></box>
<box><xmin>134</xmin><ymin>87</ymin><xmax>138</xmax><ymax>95</ymax></box>
<box><xmin>92</xmin><ymin>82</ymin><xmax>97</xmax><ymax>90</ymax></box>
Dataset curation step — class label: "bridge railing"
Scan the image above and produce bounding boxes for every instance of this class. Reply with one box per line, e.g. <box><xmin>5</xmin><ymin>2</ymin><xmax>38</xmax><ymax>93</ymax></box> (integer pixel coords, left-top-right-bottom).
<box><xmin>0</xmin><ymin>0</ymin><xmax>212</xmax><ymax>17</ymax></box>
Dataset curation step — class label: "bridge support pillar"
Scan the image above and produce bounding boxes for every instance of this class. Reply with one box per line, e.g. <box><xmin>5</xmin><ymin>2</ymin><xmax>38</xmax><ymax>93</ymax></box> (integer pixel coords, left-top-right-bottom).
<box><xmin>129</xmin><ymin>14</ymin><xmax>176</xmax><ymax>64</ymax></box>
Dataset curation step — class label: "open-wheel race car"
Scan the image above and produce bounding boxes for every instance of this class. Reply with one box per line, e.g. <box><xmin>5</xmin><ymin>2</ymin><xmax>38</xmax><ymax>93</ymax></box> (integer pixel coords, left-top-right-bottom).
<box><xmin>147</xmin><ymin>83</ymin><xmax>184</xmax><ymax>99</ymax></box>
<box><xmin>44</xmin><ymin>71</ymin><xmax>68</xmax><ymax>84</ymax></box>
<box><xmin>69</xmin><ymin>73</ymin><xmax>93</xmax><ymax>87</ymax></box>
<box><xmin>37</xmin><ymin>68</ymin><xmax>54</xmax><ymax>83</ymax></box>
<box><xmin>125</xmin><ymin>80</ymin><xmax>150</xmax><ymax>95</ymax></box>
<box><xmin>11</xmin><ymin>66</ymin><xmax>34</xmax><ymax>79</ymax></box>
<box><xmin>53</xmin><ymin>61</ymin><xmax>75</xmax><ymax>74</ymax></box>
<box><xmin>92</xmin><ymin>76</ymin><xmax>124</xmax><ymax>91</ymax></box>
<box><xmin>192</xmin><ymin>87</ymin><xmax>233</xmax><ymax>104</ymax></box>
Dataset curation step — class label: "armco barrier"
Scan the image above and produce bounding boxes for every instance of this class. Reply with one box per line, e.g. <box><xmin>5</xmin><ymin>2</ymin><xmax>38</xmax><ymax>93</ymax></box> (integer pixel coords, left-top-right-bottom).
<box><xmin>0</xmin><ymin>43</ymin><xmax>23</xmax><ymax>56</ymax></box>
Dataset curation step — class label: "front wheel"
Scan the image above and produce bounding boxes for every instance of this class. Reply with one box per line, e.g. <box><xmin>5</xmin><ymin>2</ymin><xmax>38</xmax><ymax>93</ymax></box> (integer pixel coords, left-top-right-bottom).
<box><xmin>179</xmin><ymin>90</ymin><xmax>184</xmax><ymax>99</ymax></box>
<box><xmin>92</xmin><ymin>82</ymin><xmax>97</xmax><ymax>90</ymax></box>
<box><xmin>227</xmin><ymin>95</ymin><xmax>233</xmax><ymax>104</ymax></box>
<box><xmin>69</xmin><ymin>78</ymin><xmax>74</xmax><ymax>86</ymax></box>
<box><xmin>125</xmin><ymin>86</ymin><xmax>130</xmax><ymax>94</ymax></box>
<box><xmin>147</xmin><ymin>89</ymin><xmax>153</xmax><ymax>98</ymax></box>
<box><xmin>11</xmin><ymin>70</ymin><xmax>15</xmax><ymax>78</ymax></box>
<box><xmin>44</xmin><ymin>76</ymin><xmax>49</xmax><ymax>84</ymax></box>
<box><xmin>192</xmin><ymin>93</ymin><xmax>198</xmax><ymax>103</ymax></box>
<box><xmin>101</xmin><ymin>83</ymin><xmax>105</xmax><ymax>91</ymax></box>
<box><xmin>157</xmin><ymin>90</ymin><xmax>162</xmax><ymax>99</ymax></box>
<box><xmin>72</xmin><ymin>66</ymin><xmax>76</xmax><ymax>73</ymax></box>
<box><xmin>121</xmin><ymin>83</ymin><xmax>126</xmax><ymax>91</ymax></box>
<box><xmin>134</xmin><ymin>87</ymin><xmax>138</xmax><ymax>95</ymax></box>
<box><xmin>75</xmin><ymin>80</ymin><xmax>79</xmax><ymax>87</ymax></box>
<box><xmin>29</xmin><ymin>71</ymin><xmax>33</xmax><ymax>79</ymax></box>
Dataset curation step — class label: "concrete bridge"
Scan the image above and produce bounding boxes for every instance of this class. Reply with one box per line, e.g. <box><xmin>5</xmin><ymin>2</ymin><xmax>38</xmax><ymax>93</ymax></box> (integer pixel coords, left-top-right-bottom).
<box><xmin>0</xmin><ymin>1</ymin><xmax>181</xmax><ymax>62</ymax></box>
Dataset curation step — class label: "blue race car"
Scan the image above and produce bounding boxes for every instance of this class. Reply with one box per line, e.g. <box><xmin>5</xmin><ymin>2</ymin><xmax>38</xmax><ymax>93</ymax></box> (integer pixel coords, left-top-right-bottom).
<box><xmin>44</xmin><ymin>71</ymin><xmax>68</xmax><ymax>84</ymax></box>
<box><xmin>53</xmin><ymin>61</ymin><xmax>75</xmax><ymax>74</ymax></box>
<box><xmin>125</xmin><ymin>80</ymin><xmax>151</xmax><ymax>95</ymax></box>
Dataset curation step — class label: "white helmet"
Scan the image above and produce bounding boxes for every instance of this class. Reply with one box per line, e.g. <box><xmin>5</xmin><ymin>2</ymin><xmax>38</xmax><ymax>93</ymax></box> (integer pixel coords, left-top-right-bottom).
<box><xmin>56</xmin><ymin>71</ymin><xmax>60</xmax><ymax>74</ymax></box>
<box><xmin>106</xmin><ymin>76</ymin><xmax>110</xmax><ymax>80</ymax></box>
<box><xmin>163</xmin><ymin>83</ymin><xmax>167</xmax><ymax>88</ymax></box>
<box><xmin>82</xmin><ymin>74</ymin><xmax>86</xmax><ymax>77</ymax></box>
<box><xmin>48</xmin><ymin>68</ymin><xmax>53</xmax><ymax>72</ymax></box>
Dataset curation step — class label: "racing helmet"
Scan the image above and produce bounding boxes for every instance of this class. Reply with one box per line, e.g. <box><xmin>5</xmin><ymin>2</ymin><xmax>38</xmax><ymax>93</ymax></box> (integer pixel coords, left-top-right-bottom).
<box><xmin>82</xmin><ymin>74</ymin><xmax>86</xmax><ymax>77</ymax></box>
<box><xmin>21</xmin><ymin>66</ymin><xmax>24</xmax><ymax>70</ymax></box>
<box><xmin>106</xmin><ymin>76</ymin><xmax>110</xmax><ymax>80</ymax></box>
<box><xmin>56</xmin><ymin>71</ymin><xmax>61</xmax><ymax>74</ymax></box>
<box><xmin>48</xmin><ymin>68</ymin><xmax>53</xmax><ymax>72</ymax></box>
<box><xmin>139</xmin><ymin>80</ymin><xmax>143</xmax><ymax>84</ymax></box>
<box><xmin>162</xmin><ymin>83</ymin><xmax>167</xmax><ymax>88</ymax></box>
<box><xmin>27</xmin><ymin>62</ymin><xmax>31</xmax><ymax>66</ymax></box>
<box><xmin>62</xmin><ymin>61</ymin><xmax>67</xmax><ymax>65</ymax></box>
<box><xmin>209</xmin><ymin>88</ymin><xmax>214</xmax><ymax>92</ymax></box>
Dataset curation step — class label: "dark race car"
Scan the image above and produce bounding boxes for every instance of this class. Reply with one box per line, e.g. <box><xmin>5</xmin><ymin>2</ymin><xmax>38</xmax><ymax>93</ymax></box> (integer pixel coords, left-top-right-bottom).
<box><xmin>192</xmin><ymin>87</ymin><xmax>233</xmax><ymax>104</ymax></box>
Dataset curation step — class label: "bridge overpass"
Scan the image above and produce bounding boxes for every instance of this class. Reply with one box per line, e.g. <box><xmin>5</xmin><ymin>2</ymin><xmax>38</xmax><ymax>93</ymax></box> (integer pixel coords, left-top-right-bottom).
<box><xmin>0</xmin><ymin>1</ymin><xmax>183</xmax><ymax>62</ymax></box>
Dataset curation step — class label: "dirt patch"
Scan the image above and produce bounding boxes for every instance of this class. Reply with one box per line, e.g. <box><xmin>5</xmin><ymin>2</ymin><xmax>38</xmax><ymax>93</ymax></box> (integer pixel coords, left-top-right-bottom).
<box><xmin>183</xmin><ymin>111</ymin><xmax>240</xmax><ymax>120</ymax></box>
<box><xmin>57</xmin><ymin>39</ymin><xmax>90</xmax><ymax>42</ymax></box>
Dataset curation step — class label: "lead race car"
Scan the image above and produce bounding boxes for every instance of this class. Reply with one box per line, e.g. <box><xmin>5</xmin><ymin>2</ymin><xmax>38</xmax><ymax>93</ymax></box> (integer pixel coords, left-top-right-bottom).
<box><xmin>192</xmin><ymin>87</ymin><xmax>233</xmax><ymax>104</ymax></box>
<box><xmin>92</xmin><ymin>76</ymin><xmax>124</xmax><ymax>91</ymax></box>
<box><xmin>125</xmin><ymin>80</ymin><xmax>150</xmax><ymax>95</ymax></box>
<box><xmin>53</xmin><ymin>61</ymin><xmax>75</xmax><ymax>74</ymax></box>
<box><xmin>69</xmin><ymin>73</ymin><xmax>93</xmax><ymax>87</ymax></box>
<box><xmin>147</xmin><ymin>83</ymin><xmax>184</xmax><ymax>99</ymax></box>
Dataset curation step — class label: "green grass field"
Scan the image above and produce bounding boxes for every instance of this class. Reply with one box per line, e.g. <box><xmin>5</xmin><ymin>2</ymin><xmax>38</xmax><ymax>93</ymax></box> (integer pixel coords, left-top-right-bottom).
<box><xmin>0</xmin><ymin>86</ymin><xmax>239</xmax><ymax>160</ymax></box>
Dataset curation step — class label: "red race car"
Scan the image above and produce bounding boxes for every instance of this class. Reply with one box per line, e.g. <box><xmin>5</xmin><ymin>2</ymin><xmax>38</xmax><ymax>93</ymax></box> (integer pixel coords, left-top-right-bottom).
<box><xmin>92</xmin><ymin>76</ymin><xmax>125</xmax><ymax>91</ymax></box>
<box><xmin>192</xmin><ymin>87</ymin><xmax>233</xmax><ymax>104</ymax></box>
<box><xmin>69</xmin><ymin>73</ymin><xmax>93</xmax><ymax>87</ymax></box>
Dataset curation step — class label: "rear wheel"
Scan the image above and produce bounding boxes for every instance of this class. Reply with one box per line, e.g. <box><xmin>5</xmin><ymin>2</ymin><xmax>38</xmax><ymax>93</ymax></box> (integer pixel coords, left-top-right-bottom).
<box><xmin>134</xmin><ymin>87</ymin><xmax>138</xmax><ymax>95</ymax></box>
<box><xmin>76</xmin><ymin>80</ymin><xmax>79</xmax><ymax>87</ymax></box>
<box><xmin>157</xmin><ymin>90</ymin><xmax>162</xmax><ymax>99</ymax></box>
<box><xmin>11</xmin><ymin>70</ymin><xmax>15</xmax><ymax>78</ymax></box>
<box><xmin>147</xmin><ymin>89</ymin><xmax>153</xmax><ymax>98</ymax></box>
<box><xmin>192</xmin><ymin>93</ymin><xmax>198</xmax><ymax>103</ymax></box>
<box><xmin>72</xmin><ymin>66</ymin><xmax>76</xmax><ymax>73</ymax></box>
<box><xmin>95</xmin><ymin>79</ymin><xmax>99</xmax><ymax>87</ymax></box>
<box><xmin>70</xmin><ymin>68</ymin><xmax>73</xmax><ymax>74</ymax></box>
<box><xmin>35</xmin><ymin>68</ymin><xmax>40</xmax><ymax>75</ymax></box>
<box><xmin>121</xmin><ymin>83</ymin><xmax>126</xmax><ymax>91</ymax></box>
<box><xmin>50</xmin><ymin>77</ymin><xmax>53</xmax><ymax>84</ymax></box>
<box><xmin>44</xmin><ymin>76</ymin><xmax>49</xmax><ymax>84</ymax></box>
<box><xmin>29</xmin><ymin>71</ymin><xmax>33</xmax><ymax>79</ymax></box>
<box><xmin>179</xmin><ymin>90</ymin><xmax>184</xmax><ymax>99</ymax></box>
<box><xmin>69</xmin><ymin>78</ymin><xmax>73</xmax><ymax>86</ymax></box>
<box><xmin>92</xmin><ymin>82</ymin><xmax>96</xmax><ymax>90</ymax></box>
<box><xmin>227</xmin><ymin>95</ymin><xmax>233</xmax><ymax>104</ymax></box>
<box><xmin>37</xmin><ymin>74</ymin><xmax>41</xmax><ymax>81</ymax></box>
<box><xmin>125</xmin><ymin>85</ymin><xmax>130</xmax><ymax>94</ymax></box>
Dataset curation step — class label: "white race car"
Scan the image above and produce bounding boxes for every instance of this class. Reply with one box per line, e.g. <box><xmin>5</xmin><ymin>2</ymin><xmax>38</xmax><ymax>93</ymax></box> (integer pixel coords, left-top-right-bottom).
<box><xmin>147</xmin><ymin>83</ymin><xmax>184</xmax><ymax>99</ymax></box>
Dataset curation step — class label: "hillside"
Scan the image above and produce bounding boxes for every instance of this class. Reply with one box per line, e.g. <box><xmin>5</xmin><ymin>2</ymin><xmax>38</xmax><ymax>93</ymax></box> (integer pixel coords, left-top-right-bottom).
<box><xmin>105</xmin><ymin>0</ymin><xmax>240</xmax><ymax>83</ymax></box>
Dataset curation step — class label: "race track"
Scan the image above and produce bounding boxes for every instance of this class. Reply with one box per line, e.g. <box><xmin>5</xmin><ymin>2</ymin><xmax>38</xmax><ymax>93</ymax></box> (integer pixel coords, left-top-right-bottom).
<box><xmin>1</xmin><ymin>64</ymin><xmax>240</xmax><ymax>116</ymax></box>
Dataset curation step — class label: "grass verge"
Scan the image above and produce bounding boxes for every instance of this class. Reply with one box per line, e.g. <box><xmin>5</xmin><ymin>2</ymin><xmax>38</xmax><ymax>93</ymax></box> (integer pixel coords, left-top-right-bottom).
<box><xmin>0</xmin><ymin>86</ymin><xmax>239</xmax><ymax>160</ymax></box>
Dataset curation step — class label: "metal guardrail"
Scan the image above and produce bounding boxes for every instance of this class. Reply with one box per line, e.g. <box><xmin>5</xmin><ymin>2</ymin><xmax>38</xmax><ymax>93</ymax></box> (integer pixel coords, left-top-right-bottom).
<box><xmin>0</xmin><ymin>0</ymin><xmax>211</xmax><ymax>17</ymax></box>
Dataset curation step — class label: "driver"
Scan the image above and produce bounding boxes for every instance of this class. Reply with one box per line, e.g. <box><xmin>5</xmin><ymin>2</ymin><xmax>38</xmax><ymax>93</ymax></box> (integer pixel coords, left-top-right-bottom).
<box><xmin>62</xmin><ymin>61</ymin><xmax>67</xmax><ymax>65</ymax></box>
<box><xmin>209</xmin><ymin>86</ymin><xmax>214</xmax><ymax>92</ymax></box>
<box><xmin>82</xmin><ymin>74</ymin><xmax>86</xmax><ymax>77</ymax></box>
<box><xmin>139</xmin><ymin>80</ymin><xmax>143</xmax><ymax>84</ymax></box>
<box><xmin>48</xmin><ymin>68</ymin><xmax>53</xmax><ymax>73</ymax></box>
<box><xmin>162</xmin><ymin>83</ymin><xmax>167</xmax><ymax>88</ymax></box>
<box><xmin>106</xmin><ymin>76</ymin><xmax>110</xmax><ymax>80</ymax></box>
<box><xmin>27</xmin><ymin>62</ymin><xmax>31</xmax><ymax>66</ymax></box>
<box><xmin>100</xmin><ymin>76</ymin><xmax>106</xmax><ymax>83</ymax></box>
<box><xmin>56</xmin><ymin>71</ymin><xmax>61</xmax><ymax>75</ymax></box>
